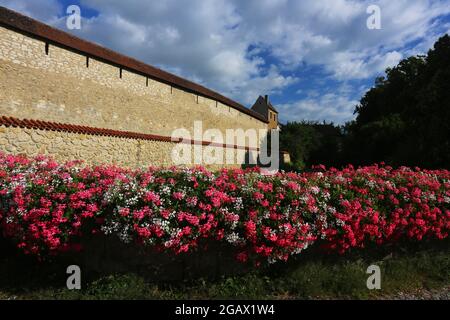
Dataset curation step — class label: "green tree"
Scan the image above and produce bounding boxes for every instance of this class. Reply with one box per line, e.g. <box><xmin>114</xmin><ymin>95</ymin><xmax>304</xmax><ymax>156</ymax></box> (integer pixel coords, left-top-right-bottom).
<box><xmin>280</xmin><ymin>121</ymin><xmax>343</xmax><ymax>169</ymax></box>
<box><xmin>345</xmin><ymin>34</ymin><xmax>450</xmax><ymax>168</ymax></box>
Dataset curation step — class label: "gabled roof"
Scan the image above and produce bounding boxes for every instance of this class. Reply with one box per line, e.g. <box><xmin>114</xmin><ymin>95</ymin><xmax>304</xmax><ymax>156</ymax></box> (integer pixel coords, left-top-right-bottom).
<box><xmin>0</xmin><ymin>6</ymin><xmax>268</xmax><ymax>123</ymax></box>
<box><xmin>251</xmin><ymin>96</ymin><xmax>278</xmax><ymax>114</ymax></box>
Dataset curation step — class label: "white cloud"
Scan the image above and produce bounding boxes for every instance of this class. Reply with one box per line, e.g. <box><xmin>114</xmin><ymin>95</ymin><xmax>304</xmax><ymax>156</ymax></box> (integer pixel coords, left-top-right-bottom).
<box><xmin>329</xmin><ymin>50</ymin><xmax>403</xmax><ymax>80</ymax></box>
<box><xmin>58</xmin><ymin>0</ymin><xmax>296</xmax><ymax>105</ymax></box>
<box><xmin>278</xmin><ymin>91</ymin><xmax>360</xmax><ymax>125</ymax></box>
<box><xmin>1</xmin><ymin>0</ymin><xmax>449</xmax><ymax>123</ymax></box>
<box><xmin>278</xmin><ymin>83</ymin><xmax>370</xmax><ymax>124</ymax></box>
<box><xmin>0</xmin><ymin>0</ymin><xmax>61</xmax><ymax>23</ymax></box>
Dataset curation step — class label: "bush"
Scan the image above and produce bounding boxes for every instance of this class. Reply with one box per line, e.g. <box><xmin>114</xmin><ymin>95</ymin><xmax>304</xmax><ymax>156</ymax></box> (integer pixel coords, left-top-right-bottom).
<box><xmin>0</xmin><ymin>152</ymin><xmax>449</xmax><ymax>265</ymax></box>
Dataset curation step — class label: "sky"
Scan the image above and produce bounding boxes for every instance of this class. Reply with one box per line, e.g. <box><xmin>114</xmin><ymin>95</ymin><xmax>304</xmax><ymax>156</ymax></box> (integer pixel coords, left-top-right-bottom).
<box><xmin>1</xmin><ymin>0</ymin><xmax>449</xmax><ymax>124</ymax></box>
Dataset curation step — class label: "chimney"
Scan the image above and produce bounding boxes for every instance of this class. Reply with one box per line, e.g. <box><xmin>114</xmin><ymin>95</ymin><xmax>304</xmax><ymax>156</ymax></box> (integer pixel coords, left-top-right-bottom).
<box><xmin>264</xmin><ymin>95</ymin><xmax>269</xmax><ymax>103</ymax></box>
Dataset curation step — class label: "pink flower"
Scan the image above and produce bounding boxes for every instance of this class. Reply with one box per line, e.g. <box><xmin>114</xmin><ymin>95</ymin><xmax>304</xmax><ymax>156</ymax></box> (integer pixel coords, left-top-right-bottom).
<box><xmin>0</xmin><ymin>152</ymin><xmax>448</xmax><ymax>264</ymax></box>
<box><xmin>172</xmin><ymin>192</ymin><xmax>184</xmax><ymax>200</ymax></box>
<box><xmin>144</xmin><ymin>191</ymin><xmax>161</xmax><ymax>205</ymax></box>
<box><xmin>253</xmin><ymin>192</ymin><xmax>264</xmax><ymax>200</ymax></box>
<box><xmin>119</xmin><ymin>207</ymin><xmax>130</xmax><ymax>217</ymax></box>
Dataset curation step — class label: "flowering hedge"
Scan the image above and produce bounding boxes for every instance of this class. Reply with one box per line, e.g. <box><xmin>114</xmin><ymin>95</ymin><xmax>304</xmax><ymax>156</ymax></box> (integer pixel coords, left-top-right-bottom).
<box><xmin>0</xmin><ymin>153</ymin><xmax>449</xmax><ymax>264</ymax></box>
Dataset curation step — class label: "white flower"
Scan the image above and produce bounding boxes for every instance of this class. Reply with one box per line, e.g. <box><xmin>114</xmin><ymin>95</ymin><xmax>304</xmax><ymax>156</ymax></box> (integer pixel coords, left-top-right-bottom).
<box><xmin>299</xmin><ymin>195</ymin><xmax>308</xmax><ymax>203</ymax></box>
<box><xmin>310</xmin><ymin>186</ymin><xmax>320</xmax><ymax>194</ymax></box>
<box><xmin>366</xmin><ymin>180</ymin><xmax>376</xmax><ymax>188</ymax></box>
<box><xmin>327</xmin><ymin>206</ymin><xmax>336</xmax><ymax>214</ymax></box>
<box><xmin>225</xmin><ymin>232</ymin><xmax>242</xmax><ymax>245</ymax></box>
<box><xmin>234</xmin><ymin>197</ymin><xmax>243</xmax><ymax>211</ymax></box>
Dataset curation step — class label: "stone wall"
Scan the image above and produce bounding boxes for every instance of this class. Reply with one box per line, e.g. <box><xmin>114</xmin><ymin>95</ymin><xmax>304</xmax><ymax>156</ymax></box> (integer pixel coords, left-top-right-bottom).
<box><xmin>0</xmin><ymin>26</ymin><xmax>267</xmax><ymax>141</ymax></box>
<box><xmin>0</xmin><ymin>125</ymin><xmax>254</xmax><ymax>169</ymax></box>
<box><xmin>0</xmin><ymin>23</ymin><xmax>267</xmax><ymax>168</ymax></box>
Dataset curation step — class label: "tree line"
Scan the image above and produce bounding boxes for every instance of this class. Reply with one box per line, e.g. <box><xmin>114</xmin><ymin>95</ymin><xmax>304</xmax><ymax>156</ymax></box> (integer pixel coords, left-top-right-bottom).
<box><xmin>280</xmin><ymin>34</ymin><xmax>450</xmax><ymax>170</ymax></box>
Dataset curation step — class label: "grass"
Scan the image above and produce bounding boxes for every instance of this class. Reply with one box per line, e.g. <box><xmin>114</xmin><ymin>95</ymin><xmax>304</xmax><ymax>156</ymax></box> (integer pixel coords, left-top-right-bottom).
<box><xmin>0</xmin><ymin>239</ymin><xmax>449</xmax><ymax>300</ymax></box>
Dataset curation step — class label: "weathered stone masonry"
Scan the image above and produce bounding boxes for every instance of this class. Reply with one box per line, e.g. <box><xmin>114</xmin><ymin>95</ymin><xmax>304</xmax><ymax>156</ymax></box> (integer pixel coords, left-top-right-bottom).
<box><xmin>0</xmin><ymin>6</ymin><xmax>268</xmax><ymax>168</ymax></box>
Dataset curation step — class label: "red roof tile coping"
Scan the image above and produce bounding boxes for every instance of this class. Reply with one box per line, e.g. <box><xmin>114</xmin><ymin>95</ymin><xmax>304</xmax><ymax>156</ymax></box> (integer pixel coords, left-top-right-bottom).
<box><xmin>0</xmin><ymin>115</ymin><xmax>259</xmax><ymax>151</ymax></box>
<box><xmin>0</xmin><ymin>6</ymin><xmax>268</xmax><ymax>124</ymax></box>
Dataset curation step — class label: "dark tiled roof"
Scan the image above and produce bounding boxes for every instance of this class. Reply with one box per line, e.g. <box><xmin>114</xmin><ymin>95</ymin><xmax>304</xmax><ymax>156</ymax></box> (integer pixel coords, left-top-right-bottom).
<box><xmin>0</xmin><ymin>6</ymin><xmax>268</xmax><ymax>123</ymax></box>
<box><xmin>0</xmin><ymin>116</ymin><xmax>259</xmax><ymax>151</ymax></box>
<box><xmin>251</xmin><ymin>96</ymin><xmax>278</xmax><ymax>114</ymax></box>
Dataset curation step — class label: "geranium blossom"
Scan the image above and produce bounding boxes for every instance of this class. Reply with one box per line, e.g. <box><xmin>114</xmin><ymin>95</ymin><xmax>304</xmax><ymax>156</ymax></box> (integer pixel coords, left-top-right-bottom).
<box><xmin>0</xmin><ymin>153</ymin><xmax>449</xmax><ymax>264</ymax></box>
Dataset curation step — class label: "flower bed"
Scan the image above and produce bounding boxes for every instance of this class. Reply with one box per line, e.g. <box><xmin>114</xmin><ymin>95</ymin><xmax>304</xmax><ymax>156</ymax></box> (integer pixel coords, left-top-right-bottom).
<box><xmin>0</xmin><ymin>153</ymin><xmax>449</xmax><ymax>264</ymax></box>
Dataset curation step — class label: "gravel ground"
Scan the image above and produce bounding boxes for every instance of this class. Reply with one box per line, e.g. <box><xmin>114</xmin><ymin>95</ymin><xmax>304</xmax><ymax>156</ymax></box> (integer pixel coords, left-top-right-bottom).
<box><xmin>377</xmin><ymin>286</ymin><xmax>450</xmax><ymax>300</ymax></box>
<box><xmin>1</xmin><ymin>286</ymin><xmax>449</xmax><ymax>300</ymax></box>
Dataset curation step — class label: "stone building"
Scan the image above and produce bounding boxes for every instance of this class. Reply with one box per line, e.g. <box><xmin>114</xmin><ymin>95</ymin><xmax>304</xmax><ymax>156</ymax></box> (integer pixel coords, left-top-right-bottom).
<box><xmin>251</xmin><ymin>95</ymin><xmax>280</xmax><ymax>131</ymax></box>
<box><xmin>0</xmin><ymin>6</ymin><xmax>281</xmax><ymax>169</ymax></box>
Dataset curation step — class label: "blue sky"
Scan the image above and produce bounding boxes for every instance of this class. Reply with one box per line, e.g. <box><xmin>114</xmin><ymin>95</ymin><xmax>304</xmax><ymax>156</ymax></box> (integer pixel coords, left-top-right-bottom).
<box><xmin>1</xmin><ymin>0</ymin><xmax>450</xmax><ymax>124</ymax></box>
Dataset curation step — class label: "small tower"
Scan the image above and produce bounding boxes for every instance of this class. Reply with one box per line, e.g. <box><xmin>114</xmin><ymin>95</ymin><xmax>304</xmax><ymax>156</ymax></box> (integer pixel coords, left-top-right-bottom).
<box><xmin>251</xmin><ymin>95</ymin><xmax>279</xmax><ymax>130</ymax></box>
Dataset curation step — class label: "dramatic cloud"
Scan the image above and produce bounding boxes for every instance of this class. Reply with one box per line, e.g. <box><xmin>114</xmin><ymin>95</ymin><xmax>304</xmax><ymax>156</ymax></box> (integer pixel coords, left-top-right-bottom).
<box><xmin>1</xmin><ymin>0</ymin><xmax>449</xmax><ymax>123</ymax></box>
<box><xmin>0</xmin><ymin>0</ymin><xmax>61</xmax><ymax>22</ymax></box>
<box><xmin>278</xmin><ymin>85</ymin><xmax>364</xmax><ymax>124</ymax></box>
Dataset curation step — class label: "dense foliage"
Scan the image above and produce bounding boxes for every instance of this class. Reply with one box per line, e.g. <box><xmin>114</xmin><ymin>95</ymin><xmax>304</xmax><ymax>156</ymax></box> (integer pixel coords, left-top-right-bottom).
<box><xmin>281</xmin><ymin>34</ymin><xmax>450</xmax><ymax>170</ymax></box>
<box><xmin>280</xmin><ymin>121</ymin><xmax>344</xmax><ymax>169</ymax></box>
<box><xmin>1</xmin><ymin>153</ymin><xmax>448</xmax><ymax>264</ymax></box>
